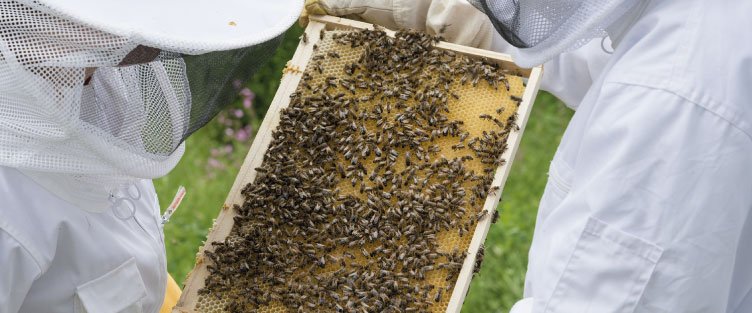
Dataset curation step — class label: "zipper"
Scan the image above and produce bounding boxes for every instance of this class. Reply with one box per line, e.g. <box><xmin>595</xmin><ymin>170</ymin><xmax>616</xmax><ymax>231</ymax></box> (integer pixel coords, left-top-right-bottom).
<box><xmin>112</xmin><ymin>182</ymin><xmax>167</xmax><ymax>313</ymax></box>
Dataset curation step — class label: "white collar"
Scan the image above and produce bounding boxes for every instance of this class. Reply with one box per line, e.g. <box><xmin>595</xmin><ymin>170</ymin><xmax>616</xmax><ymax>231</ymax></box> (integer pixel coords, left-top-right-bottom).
<box><xmin>607</xmin><ymin>0</ymin><xmax>651</xmax><ymax>48</ymax></box>
<box><xmin>20</xmin><ymin>170</ymin><xmax>136</xmax><ymax>213</ymax></box>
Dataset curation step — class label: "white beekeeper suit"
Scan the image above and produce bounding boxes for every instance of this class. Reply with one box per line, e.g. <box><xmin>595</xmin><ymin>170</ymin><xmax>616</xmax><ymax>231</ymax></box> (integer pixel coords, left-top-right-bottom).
<box><xmin>0</xmin><ymin>170</ymin><xmax>168</xmax><ymax>313</ymax></box>
<box><xmin>306</xmin><ymin>0</ymin><xmax>752</xmax><ymax>312</ymax></box>
<box><xmin>0</xmin><ymin>0</ymin><xmax>300</xmax><ymax>312</ymax></box>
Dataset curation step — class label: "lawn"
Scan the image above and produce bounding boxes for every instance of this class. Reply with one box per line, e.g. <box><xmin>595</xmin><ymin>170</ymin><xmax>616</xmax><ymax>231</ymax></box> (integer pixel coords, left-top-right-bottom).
<box><xmin>154</xmin><ymin>26</ymin><xmax>573</xmax><ymax>313</ymax></box>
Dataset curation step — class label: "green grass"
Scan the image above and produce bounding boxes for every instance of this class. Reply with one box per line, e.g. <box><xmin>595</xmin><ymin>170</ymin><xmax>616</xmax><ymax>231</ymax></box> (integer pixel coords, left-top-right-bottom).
<box><xmin>155</xmin><ymin>27</ymin><xmax>574</xmax><ymax>313</ymax></box>
<box><xmin>154</xmin><ymin>126</ymin><xmax>248</xmax><ymax>283</ymax></box>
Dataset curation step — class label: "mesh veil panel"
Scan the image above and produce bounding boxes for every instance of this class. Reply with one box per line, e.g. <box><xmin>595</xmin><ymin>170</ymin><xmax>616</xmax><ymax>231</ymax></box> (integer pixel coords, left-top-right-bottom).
<box><xmin>469</xmin><ymin>0</ymin><xmax>637</xmax><ymax>66</ymax></box>
<box><xmin>478</xmin><ymin>0</ymin><xmax>592</xmax><ymax>48</ymax></box>
<box><xmin>479</xmin><ymin>0</ymin><xmax>526</xmax><ymax>48</ymax></box>
<box><xmin>183</xmin><ymin>35</ymin><xmax>282</xmax><ymax>139</ymax></box>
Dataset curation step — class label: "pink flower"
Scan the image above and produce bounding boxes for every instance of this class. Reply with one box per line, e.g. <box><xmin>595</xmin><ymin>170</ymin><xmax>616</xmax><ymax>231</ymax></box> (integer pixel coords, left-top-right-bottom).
<box><xmin>208</xmin><ymin>158</ymin><xmax>222</xmax><ymax>169</ymax></box>
<box><xmin>239</xmin><ymin>87</ymin><xmax>254</xmax><ymax>98</ymax></box>
<box><xmin>210</xmin><ymin>148</ymin><xmax>219</xmax><ymax>157</ymax></box>
<box><xmin>235</xmin><ymin>128</ymin><xmax>249</xmax><ymax>141</ymax></box>
<box><xmin>232</xmin><ymin>79</ymin><xmax>242</xmax><ymax>90</ymax></box>
<box><xmin>223</xmin><ymin>144</ymin><xmax>234</xmax><ymax>154</ymax></box>
<box><xmin>243</xmin><ymin>98</ymin><xmax>252</xmax><ymax>109</ymax></box>
<box><xmin>224</xmin><ymin>128</ymin><xmax>234</xmax><ymax>137</ymax></box>
<box><xmin>234</xmin><ymin>109</ymin><xmax>244</xmax><ymax>118</ymax></box>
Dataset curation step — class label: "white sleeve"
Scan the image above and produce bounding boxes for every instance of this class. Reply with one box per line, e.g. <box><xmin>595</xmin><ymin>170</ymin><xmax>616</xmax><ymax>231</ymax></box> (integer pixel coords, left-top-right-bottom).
<box><xmin>0</xmin><ymin>229</ymin><xmax>40</xmax><ymax>313</ymax></box>
<box><xmin>528</xmin><ymin>84</ymin><xmax>752</xmax><ymax>311</ymax></box>
<box><xmin>492</xmin><ymin>35</ymin><xmax>612</xmax><ymax>109</ymax></box>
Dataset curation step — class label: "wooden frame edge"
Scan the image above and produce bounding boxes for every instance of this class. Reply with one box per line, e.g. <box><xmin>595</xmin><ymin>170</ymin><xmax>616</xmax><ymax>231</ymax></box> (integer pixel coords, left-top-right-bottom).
<box><xmin>174</xmin><ymin>16</ymin><xmax>544</xmax><ymax>313</ymax></box>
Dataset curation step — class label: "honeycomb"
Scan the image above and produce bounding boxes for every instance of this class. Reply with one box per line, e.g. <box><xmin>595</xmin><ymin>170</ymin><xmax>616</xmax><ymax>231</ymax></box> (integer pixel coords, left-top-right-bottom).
<box><xmin>192</xmin><ymin>28</ymin><xmax>525</xmax><ymax>313</ymax></box>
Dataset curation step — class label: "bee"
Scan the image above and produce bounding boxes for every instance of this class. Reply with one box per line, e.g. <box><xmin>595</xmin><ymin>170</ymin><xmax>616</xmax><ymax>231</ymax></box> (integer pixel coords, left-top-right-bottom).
<box><xmin>301</xmin><ymin>32</ymin><xmax>308</xmax><ymax>44</ymax></box>
<box><xmin>488</xmin><ymin>185</ymin><xmax>501</xmax><ymax>196</ymax></box>
<box><xmin>491</xmin><ymin>210</ymin><xmax>500</xmax><ymax>224</ymax></box>
<box><xmin>476</xmin><ymin>210</ymin><xmax>488</xmax><ymax>222</ymax></box>
<box><xmin>473</xmin><ymin>244</ymin><xmax>486</xmax><ymax>275</ymax></box>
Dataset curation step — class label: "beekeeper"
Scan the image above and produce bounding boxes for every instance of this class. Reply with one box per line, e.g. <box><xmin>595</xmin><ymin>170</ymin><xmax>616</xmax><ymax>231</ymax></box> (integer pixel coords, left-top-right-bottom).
<box><xmin>0</xmin><ymin>0</ymin><xmax>300</xmax><ymax>312</ymax></box>
<box><xmin>303</xmin><ymin>0</ymin><xmax>752</xmax><ymax>312</ymax></box>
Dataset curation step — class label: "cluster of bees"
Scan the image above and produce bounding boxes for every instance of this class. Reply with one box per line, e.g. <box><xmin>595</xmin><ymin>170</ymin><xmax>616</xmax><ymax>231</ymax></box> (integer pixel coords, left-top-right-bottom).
<box><xmin>197</xmin><ymin>27</ymin><xmax>521</xmax><ymax>313</ymax></box>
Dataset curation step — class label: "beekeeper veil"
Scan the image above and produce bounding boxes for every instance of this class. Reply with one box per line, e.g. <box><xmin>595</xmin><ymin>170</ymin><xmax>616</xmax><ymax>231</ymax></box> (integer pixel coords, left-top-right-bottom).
<box><xmin>467</xmin><ymin>0</ymin><xmax>646</xmax><ymax>67</ymax></box>
<box><xmin>0</xmin><ymin>0</ymin><xmax>301</xmax><ymax>211</ymax></box>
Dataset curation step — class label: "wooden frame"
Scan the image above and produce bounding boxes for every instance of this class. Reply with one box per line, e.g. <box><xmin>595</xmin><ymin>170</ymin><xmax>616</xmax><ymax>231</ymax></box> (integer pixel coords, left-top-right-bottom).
<box><xmin>173</xmin><ymin>15</ymin><xmax>542</xmax><ymax>313</ymax></box>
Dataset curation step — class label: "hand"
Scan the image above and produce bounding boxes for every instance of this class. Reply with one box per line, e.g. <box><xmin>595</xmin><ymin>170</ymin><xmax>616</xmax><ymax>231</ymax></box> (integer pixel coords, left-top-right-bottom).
<box><xmin>299</xmin><ymin>0</ymin><xmax>401</xmax><ymax>30</ymax></box>
<box><xmin>299</xmin><ymin>0</ymin><xmax>329</xmax><ymax>27</ymax></box>
<box><xmin>299</xmin><ymin>0</ymin><xmax>495</xmax><ymax>50</ymax></box>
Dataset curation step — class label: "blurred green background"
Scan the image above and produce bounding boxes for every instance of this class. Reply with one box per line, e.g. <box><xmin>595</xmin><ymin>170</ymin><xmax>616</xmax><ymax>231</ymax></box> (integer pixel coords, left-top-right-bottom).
<box><xmin>154</xmin><ymin>26</ymin><xmax>573</xmax><ymax>313</ymax></box>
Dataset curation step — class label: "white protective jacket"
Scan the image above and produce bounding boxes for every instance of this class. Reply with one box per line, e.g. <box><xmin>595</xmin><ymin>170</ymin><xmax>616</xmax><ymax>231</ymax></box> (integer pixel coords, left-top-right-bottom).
<box><xmin>0</xmin><ymin>167</ymin><xmax>167</xmax><ymax>313</ymax></box>
<box><xmin>317</xmin><ymin>0</ymin><xmax>752</xmax><ymax>312</ymax></box>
